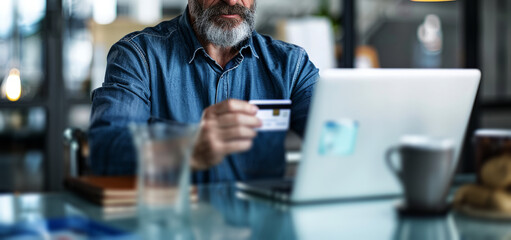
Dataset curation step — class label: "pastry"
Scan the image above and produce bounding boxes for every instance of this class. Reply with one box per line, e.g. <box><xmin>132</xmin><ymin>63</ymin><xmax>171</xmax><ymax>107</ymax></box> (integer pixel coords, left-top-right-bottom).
<box><xmin>481</xmin><ymin>154</ymin><xmax>511</xmax><ymax>189</ymax></box>
<box><xmin>490</xmin><ymin>189</ymin><xmax>511</xmax><ymax>213</ymax></box>
<box><xmin>454</xmin><ymin>184</ymin><xmax>511</xmax><ymax>214</ymax></box>
<box><xmin>453</xmin><ymin>184</ymin><xmax>493</xmax><ymax>209</ymax></box>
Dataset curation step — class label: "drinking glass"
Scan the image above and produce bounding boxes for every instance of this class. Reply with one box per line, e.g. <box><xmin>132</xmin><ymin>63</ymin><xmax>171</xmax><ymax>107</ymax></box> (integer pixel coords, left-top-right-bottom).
<box><xmin>130</xmin><ymin>122</ymin><xmax>198</xmax><ymax>218</ymax></box>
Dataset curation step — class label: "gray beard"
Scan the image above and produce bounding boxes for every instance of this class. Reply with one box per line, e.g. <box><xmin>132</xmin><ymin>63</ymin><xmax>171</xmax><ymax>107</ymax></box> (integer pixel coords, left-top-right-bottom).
<box><xmin>199</xmin><ymin>18</ymin><xmax>252</xmax><ymax>48</ymax></box>
<box><xmin>190</xmin><ymin>1</ymin><xmax>256</xmax><ymax>48</ymax></box>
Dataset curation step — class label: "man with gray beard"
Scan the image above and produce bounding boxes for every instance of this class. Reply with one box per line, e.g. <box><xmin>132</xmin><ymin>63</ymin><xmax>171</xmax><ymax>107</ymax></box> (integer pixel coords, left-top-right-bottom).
<box><xmin>89</xmin><ymin>0</ymin><xmax>319</xmax><ymax>183</ymax></box>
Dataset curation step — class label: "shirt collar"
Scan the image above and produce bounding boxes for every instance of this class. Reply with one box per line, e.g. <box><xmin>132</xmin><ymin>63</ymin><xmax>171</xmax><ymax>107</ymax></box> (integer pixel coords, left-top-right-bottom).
<box><xmin>178</xmin><ymin>6</ymin><xmax>259</xmax><ymax>64</ymax></box>
<box><xmin>239</xmin><ymin>35</ymin><xmax>259</xmax><ymax>59</ymax></box>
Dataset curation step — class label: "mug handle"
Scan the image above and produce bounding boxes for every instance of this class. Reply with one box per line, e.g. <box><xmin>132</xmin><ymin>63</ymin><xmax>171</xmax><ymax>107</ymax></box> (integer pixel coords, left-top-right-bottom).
<box><xmin>385</xmin><ymin>146</ymin><xmax>402</xmax><ymax>181</ymax></box>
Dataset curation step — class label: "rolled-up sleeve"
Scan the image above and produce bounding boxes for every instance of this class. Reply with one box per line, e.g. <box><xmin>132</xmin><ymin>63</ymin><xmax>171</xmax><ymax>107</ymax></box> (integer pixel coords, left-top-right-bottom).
<box><xmin>88</xmin><ymin>38</ymin><xmax>151</xmax><ymax>175</ymax></box>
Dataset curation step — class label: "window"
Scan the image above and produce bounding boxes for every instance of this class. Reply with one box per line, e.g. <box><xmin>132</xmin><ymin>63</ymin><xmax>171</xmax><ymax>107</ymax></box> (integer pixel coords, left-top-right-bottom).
<box><xmin>0</xmin><ymin>0</ymin><xmax>47</xmax><ymax>192</ymax></box>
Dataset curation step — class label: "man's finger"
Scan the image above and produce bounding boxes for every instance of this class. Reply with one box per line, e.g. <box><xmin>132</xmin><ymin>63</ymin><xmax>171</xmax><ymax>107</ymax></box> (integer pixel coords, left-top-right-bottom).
<box><xmin>220</xmin><ymin>126</ymin><xmax>257</xmax><ymax>140</ymax></box>
<box><xmin>222</xmin><ymin>140</ymin><xmax>253</xmax><ymax>154</ymax></box>
<box><xmin>214</xmin><ymin>99</ymin><xmax>258</xmax><ymax>115</ymax></box>
<box><xmin>217</xmin><ymin>113</ymin><xmax>262</xmax><ymax>128</ymax></box>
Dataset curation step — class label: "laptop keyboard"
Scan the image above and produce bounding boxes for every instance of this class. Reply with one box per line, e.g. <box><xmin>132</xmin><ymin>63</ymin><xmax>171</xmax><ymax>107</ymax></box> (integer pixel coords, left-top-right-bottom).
<box><xmin>272</xmin><ymin>186</ymin><xmax>293</xmax><ymax>194</ymax></box>
<box><xmin>270</xmin><ymin>181</ymin><xmax>294</xmax><ymax>194</ymax></box>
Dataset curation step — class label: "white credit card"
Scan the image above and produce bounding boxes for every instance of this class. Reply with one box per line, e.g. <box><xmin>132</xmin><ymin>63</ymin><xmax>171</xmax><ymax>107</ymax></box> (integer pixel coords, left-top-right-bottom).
<box><xmin>249</xmin><ymin>99</ymin><xmax>291</xmax><ymax>131</ymax></box>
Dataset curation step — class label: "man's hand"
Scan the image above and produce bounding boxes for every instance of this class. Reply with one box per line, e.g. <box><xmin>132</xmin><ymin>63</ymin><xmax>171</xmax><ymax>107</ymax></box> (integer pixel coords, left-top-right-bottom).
<box><xmin>191</xmin><ymin>99</ymin><xmax>262</xmax><ymax>171</ymax></box>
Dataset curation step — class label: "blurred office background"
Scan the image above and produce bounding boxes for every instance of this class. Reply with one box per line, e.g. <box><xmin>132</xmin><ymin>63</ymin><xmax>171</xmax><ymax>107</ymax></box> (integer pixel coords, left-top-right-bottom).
<box><xmin>0</xmin><ymin>0</ymin><xmax>508</xmax><ymax>192</ymax></box>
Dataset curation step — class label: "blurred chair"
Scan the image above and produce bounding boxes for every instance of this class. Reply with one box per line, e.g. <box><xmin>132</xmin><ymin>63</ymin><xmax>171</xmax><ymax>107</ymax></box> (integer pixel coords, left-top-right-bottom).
<box><xmin>63</xmin><ymin>128</ymin><xmax>90</xmax><ymax>177</ymax></box>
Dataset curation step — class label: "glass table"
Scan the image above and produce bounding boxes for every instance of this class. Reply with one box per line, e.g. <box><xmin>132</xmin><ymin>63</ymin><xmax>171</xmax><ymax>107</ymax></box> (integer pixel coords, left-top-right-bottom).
<box><xmin>1</xmin><ymin>182</ymin><xmax>510</xmax><ymax>239</ymax></box>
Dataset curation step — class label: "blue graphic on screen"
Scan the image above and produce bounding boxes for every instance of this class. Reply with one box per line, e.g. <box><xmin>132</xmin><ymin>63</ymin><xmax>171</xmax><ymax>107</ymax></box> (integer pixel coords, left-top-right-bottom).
<box><xmin>318</xmin><ymin>120</ymin><xmax>359</xmax><ymax>156</ymax></box>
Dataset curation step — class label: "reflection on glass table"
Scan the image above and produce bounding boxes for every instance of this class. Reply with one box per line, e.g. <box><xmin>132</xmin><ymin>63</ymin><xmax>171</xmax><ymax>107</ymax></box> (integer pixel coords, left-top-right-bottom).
<box><xmin>2</xmin><ymin>183</ymin><xmax>511</xmax><ymax>239</ymax></box>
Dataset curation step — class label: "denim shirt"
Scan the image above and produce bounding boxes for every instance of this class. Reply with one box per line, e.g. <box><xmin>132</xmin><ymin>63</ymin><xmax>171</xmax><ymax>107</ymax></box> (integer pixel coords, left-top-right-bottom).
<box><xmin>89</xmin><ymin>8</ymin><xmax>319</xmax><ymax>183</ymax></box>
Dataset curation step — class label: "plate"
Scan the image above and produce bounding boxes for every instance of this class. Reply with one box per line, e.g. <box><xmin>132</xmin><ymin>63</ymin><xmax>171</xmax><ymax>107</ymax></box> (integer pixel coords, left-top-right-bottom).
<box><xmin>454</xmin><ymin>204</ymin><xmax>511</xmax><ymax>220</ymax></box>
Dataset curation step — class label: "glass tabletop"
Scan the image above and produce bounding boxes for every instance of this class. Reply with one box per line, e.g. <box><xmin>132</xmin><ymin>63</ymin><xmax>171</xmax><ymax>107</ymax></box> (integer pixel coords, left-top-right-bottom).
<box><xmin>1</xmin><ymin>183</ymin><xmax>510</xmax><ymax>239</ymax></box>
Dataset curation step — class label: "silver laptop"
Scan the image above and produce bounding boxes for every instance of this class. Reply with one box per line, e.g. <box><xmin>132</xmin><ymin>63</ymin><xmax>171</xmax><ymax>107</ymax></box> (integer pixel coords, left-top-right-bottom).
<box><xmin>237</xmin><ymin>69</ymin><xmax>481</xmax><ymax>203</ymax></box>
